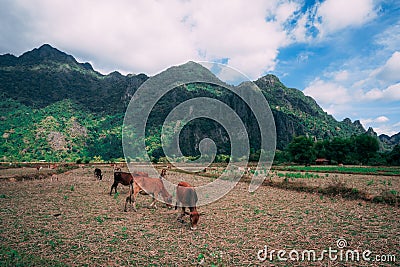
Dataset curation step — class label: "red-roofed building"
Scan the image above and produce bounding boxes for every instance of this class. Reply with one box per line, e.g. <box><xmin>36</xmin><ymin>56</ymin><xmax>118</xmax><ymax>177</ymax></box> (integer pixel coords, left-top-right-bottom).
<box><xmin>315</xmin><ymin>158</ymin><xmax>329</xmax><ymax>165</ymax></box>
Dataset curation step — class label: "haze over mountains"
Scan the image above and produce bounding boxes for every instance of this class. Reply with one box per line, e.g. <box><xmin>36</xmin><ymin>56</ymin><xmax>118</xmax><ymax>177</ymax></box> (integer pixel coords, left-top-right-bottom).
<box><xmin>0</xmin><ymin>44</ymin><xmax>398</xmax><ymax>162</ymax></box>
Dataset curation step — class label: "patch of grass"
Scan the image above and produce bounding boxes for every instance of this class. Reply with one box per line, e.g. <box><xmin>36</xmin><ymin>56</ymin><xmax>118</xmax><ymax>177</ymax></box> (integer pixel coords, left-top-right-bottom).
<box><xmin>0</xmin><ymin>245</ymin><xmax>68</xmax><ymax>267</ymax></box>
<box><xmin>94</xmin><ymin>215</ymin><xmax>110</xmax><ymax>224</ymax></box>
<box><xmin>253</xmin><ymin>208</ymin><xmax>264</xmax><ymax>215</ymax></box>
<box><xmin>11</xmin><ymin>173</ymin><xmax>52</xmax><ymax>181</ymax></box>
<box><xmin>373</xmin><ymin>190</ymin><xmax>400</xmax><ymax>205</ymax></box>
<box><xmin>276</xmin><ymin>166</ymin><xmax>400</xmax><ymax>176</ymax></box>
<box><xmin>95</xmin><ymin>216</ymin><xmax>104</xmax><ymax>224</ymax></box>
<box><xmin>276</xmin><ymin>171</ymin><xmax>321</xmax><ymax>180</ymax></box>
<box><xmin>264</xmin><ymin>177</ymin><xmax>399</xmax><ymax>206</ymax></box>
<box><xmin>46</xmin><ymin>239</ymin><xmax>63</xmax><ymax>250</ymax></box>
<box><xmin>320</xmin><ymin>180</ymin><xmax>362</xmax><ymax>200</ymax></box>
<box><xmin>56</xmin><ymin>164</ymin><xmax>79</xmax><ymax>174</ymax></box>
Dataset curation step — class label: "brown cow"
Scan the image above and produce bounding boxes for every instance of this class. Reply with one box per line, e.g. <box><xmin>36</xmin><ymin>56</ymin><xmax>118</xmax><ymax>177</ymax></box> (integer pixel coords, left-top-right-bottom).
<box><xmin>175</xmin><ymin>181</ymin><xmax>199</xmax><ymax>230</ymax></box>
<box><xmin>110</xmin><ymin>171</ymin><xmax>149</xmax><ymax>196</ymax></box>
<box><xmin>125</xmin><ymin>176</ymin><xmax>173</xmax><ymax>212</ymax></box>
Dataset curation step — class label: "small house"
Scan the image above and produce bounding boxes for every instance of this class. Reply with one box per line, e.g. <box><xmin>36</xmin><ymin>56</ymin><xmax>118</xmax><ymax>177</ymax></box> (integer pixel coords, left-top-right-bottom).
<box><xmin>315</xmin><ymin>158</ymin><xmax>329</xmax><ymax>165</ymax></box>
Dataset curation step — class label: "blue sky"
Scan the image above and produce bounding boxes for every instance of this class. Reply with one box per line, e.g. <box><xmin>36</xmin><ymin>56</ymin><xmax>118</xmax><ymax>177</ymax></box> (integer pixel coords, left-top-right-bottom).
<box><xmin>1</xmin><ymin>0</ymin><xmax>399</xmax><ymax>135</ymax></box>
<box><xmin>273</xmin><ymin>0</ymin><xmax>400</xmax><ymax>136</ymax></box>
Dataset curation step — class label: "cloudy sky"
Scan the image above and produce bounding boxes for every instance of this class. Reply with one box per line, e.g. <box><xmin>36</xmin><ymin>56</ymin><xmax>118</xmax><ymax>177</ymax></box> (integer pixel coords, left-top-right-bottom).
<box><xmin>1</xmin><ymin>0</ymin><xmax>399</xmax><ymax>135</ymax></box>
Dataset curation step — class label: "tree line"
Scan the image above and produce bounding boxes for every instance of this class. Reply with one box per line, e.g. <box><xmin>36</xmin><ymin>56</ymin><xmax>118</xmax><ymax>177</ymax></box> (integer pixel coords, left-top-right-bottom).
<box><xmin>274</xmin><ymin>134</ymin><xmax>400</xmax><ymax>166</ymax></box>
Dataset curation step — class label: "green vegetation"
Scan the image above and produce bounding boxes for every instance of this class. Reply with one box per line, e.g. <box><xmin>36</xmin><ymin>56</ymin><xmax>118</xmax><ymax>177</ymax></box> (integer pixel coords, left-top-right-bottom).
<box><xmin>0</xmin><ymin>245</ymin><xmax>68</xmax><ymax>267</ymax></box>
<box><xmin>286</xmin><ymin>136</ymin><xmax>316</xmax><ymax>165</ymax></box>
<box><xmin>0</xmin><ymin>98</ymin><xmax>123</xmax><ymax>162</ymax></box>
<box><xmin>276</xmin><ymin>165</ymin><xmax>400</xmax><ymax>175</ymax></box>
<box><xmin>280</xmin><ymin>133</ymin><xmax>399</xmax><ymax>166</ymax></box>
<box><xmin>277</xmin><ymin>172</ymin><xmax>321</xmax><ymax>180</ymax></box>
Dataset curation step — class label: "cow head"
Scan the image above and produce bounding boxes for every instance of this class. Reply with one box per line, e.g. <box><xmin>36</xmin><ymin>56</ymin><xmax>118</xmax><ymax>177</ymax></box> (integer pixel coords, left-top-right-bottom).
<box><xmin>190</xmin><ymin>211</ymin><xmax>199</xmax><ymax>230</ymax></box>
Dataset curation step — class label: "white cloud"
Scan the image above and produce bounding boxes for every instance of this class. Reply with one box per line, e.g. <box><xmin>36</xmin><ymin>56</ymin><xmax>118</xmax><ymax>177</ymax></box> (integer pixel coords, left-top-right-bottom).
<box><xmin>303</xmin><ymin>78</ymin><xmax>351</xmax><ymax>105</ymax></box>
<box><xmin>334</xmin><ymin>70</ymin><xmax>349</xmax><ymax>81</ymax></box>
<box><xmin>186</xmin><ymin>0</ymin><xmax>291</xmax><ymax>79</ymax></box>
<box><xmin>375</xmin><ymin>116</ymin><xmax>389</xmax><ymax>123</ymax></box>
<box><xmin>287</xmin><ymin>0</ymin><xmax>378</xmax><ymax>43</ymax></box>
<box><xmin>360</xmin><ymin>116</ymin><xmax>400</xmax><ymax>135</ymax></box>
<box><xmin>361</xmin><ymin>116</ymin><xmax>388</xmax><ymax>125</ymax></box>
<box><xmin>370</xmin><ymin>125</ymin><xmax>398</xmax><ymax>136</ymax></box>
<box><xmin>316</xmin><ymin>0</ymin><xmax>377</xmax><ymax>35</ymax></box>
<box><xmin>303</xmin><ymin>78</ymin><xmax>354</xmax><ymax>117</ymax></box>
<box><xmin>291</xmin><ymin>15</ymin><xmax>309</xmax><ymax>42</ymax></box>
<box><xmin>375</xmin><ymin>22</ymin><xmax>400</xmax><ymax>52</ymax></box>
<box><xmin>275</xmin><ymin>1</ymin><xmax>300</xmax><ymax>23</ymax></box>
<box><xmin>5</xmin><ymin>0</ymin><xmax>302</xmax><ymax>79</ymax></box>
<box><xmin>371</xmin><ymin>51</ymin><xmax>400</xmax><ymax>83</ymax></box>
<box><xmin>3</xmin><ymin>0</ymin><xmax>380</xmax><ymax>79</ymax></box>
<box><xmin>362</xmin><ymin>83</ymin><xmax>400</xmax><ymax>101</ymax></box>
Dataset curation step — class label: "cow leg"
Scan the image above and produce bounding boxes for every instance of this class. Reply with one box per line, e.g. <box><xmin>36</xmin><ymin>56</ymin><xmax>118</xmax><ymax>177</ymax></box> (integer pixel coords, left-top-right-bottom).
<box><xmin>131</xmin><ymin>183</ymin><xmax>140</xmax><ymax>212</ymax></box>
<box><xmin>124</xmin><ymin>194</ymin><xmax>130</xmax><ymax>212</ymax></box>
<box><xmin>124</xmin><ymin>184</ymin><xmax>134</xmax><ymax>212</ymax></box>
<box><xmin>148</xmin><ymin>193</ymin><xmax>157</xmax><ymax>209</ymax></box>
<box><xmin>149</xmin><ymin>196</ymin><xmax>157</xmax><ymax>209</ymax></box>
<box><xmin>177</xmin><ymin>207</ymin><xmax>185</xmax><ymax>223</ymax></box>
<box><xmin>109</xmin><ymin>185</ymin><xmax>114</xmax><ymax>195</ymax></box>
<box><xmin>175</xmin><ymin>200</ymin><xmax>182</xmax><ymax>210</ymax></box>
<box><xmin>110</xmin><ymin>182</ymin><xmax>118</xmax><ymax>195</ymax></box>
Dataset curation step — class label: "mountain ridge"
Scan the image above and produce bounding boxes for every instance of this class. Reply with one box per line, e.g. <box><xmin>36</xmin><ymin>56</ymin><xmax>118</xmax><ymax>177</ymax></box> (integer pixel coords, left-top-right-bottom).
<box><xmin>0</xmin><ymin>44</ymin><xmax>397</xmax><ymax>162</ymax></box>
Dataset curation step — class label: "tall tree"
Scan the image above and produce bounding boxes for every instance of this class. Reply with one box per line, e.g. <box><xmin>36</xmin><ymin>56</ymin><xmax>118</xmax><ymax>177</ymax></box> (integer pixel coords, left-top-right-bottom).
<box><xmin>352</xmin><ymin>134</ymin><xmax>379</xmax><ymax>164</ymax></box>
<box><xmin>388</xmin><ymin>144</ymin><xmax>400</xmax><ymax>165</ymax></box>
<box><xmin>287</xmin><ymin>136</ymin><xmax>315</xmax><ymax>165</ymax></box>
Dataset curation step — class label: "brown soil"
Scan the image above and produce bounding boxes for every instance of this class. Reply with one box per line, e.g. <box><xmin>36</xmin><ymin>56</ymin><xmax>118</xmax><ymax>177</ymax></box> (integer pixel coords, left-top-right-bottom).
<box><xmin>0</xmin><ymin>166</ymin><xmax>398</xmax><ymax>266</ymax></box>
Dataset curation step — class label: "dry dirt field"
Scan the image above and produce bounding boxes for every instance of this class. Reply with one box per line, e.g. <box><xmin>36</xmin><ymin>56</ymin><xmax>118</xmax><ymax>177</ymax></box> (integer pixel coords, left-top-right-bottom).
<box><xmin>0</xmin><ymin>165</ymin><xmax>399</xmax><ymax>266</ymax></box>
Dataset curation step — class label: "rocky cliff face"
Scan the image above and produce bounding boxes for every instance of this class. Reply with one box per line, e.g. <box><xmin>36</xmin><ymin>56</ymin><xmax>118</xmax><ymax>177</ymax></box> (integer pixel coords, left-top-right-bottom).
<box><xmin>379</xmin><ymin>132</ymin><xmax>400</xmax><ymax>150</ymax></box>
<box><xmin>0</xmin><ymin>44</ymin><xmax>148</xmax><ymax>113</ymax></box>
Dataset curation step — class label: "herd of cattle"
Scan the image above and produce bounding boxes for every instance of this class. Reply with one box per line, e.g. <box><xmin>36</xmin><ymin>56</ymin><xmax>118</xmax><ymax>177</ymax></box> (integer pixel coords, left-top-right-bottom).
<box><xmin>94</xmin><ymin>167</ymin><xmax>200</xmax><ymax>230</ymax></box>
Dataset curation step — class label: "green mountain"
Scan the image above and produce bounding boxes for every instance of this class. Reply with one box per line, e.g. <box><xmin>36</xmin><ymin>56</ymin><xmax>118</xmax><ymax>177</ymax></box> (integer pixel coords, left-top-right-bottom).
<box><xmin>0</xmin><ymin>44</ymin><xmax>367</xmax><ymax>162</ymax></box>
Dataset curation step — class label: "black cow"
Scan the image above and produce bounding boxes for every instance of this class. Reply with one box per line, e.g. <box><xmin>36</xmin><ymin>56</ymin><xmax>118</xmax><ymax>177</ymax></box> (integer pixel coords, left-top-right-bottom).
<box><xmin>94</xmin><ymin>168</ymin><xmax>102</xmax><ymax>180</ymax></box>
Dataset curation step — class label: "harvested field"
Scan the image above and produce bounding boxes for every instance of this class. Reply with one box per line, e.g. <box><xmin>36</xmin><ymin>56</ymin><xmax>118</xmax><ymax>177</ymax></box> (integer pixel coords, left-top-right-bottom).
<box><xmin>0</xmin><ymin>165</ymin><xmax>399</xmax><ymax>266</ymax></box>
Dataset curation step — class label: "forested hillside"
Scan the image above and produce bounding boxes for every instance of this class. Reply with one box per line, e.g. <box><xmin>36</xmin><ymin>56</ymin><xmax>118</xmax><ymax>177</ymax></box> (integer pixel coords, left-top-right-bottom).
<box><xmin>0</xmin><ymin>44</ymin><xmax>378</xmax><ymax>162</ymax></box>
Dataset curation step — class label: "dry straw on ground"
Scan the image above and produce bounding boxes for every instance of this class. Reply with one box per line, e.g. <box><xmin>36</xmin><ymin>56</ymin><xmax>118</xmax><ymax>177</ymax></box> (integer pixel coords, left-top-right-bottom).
<box><xmin>0</xmin><ymin>165</ymin><xmax>399</xmax><ymax>266</ymax></box>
